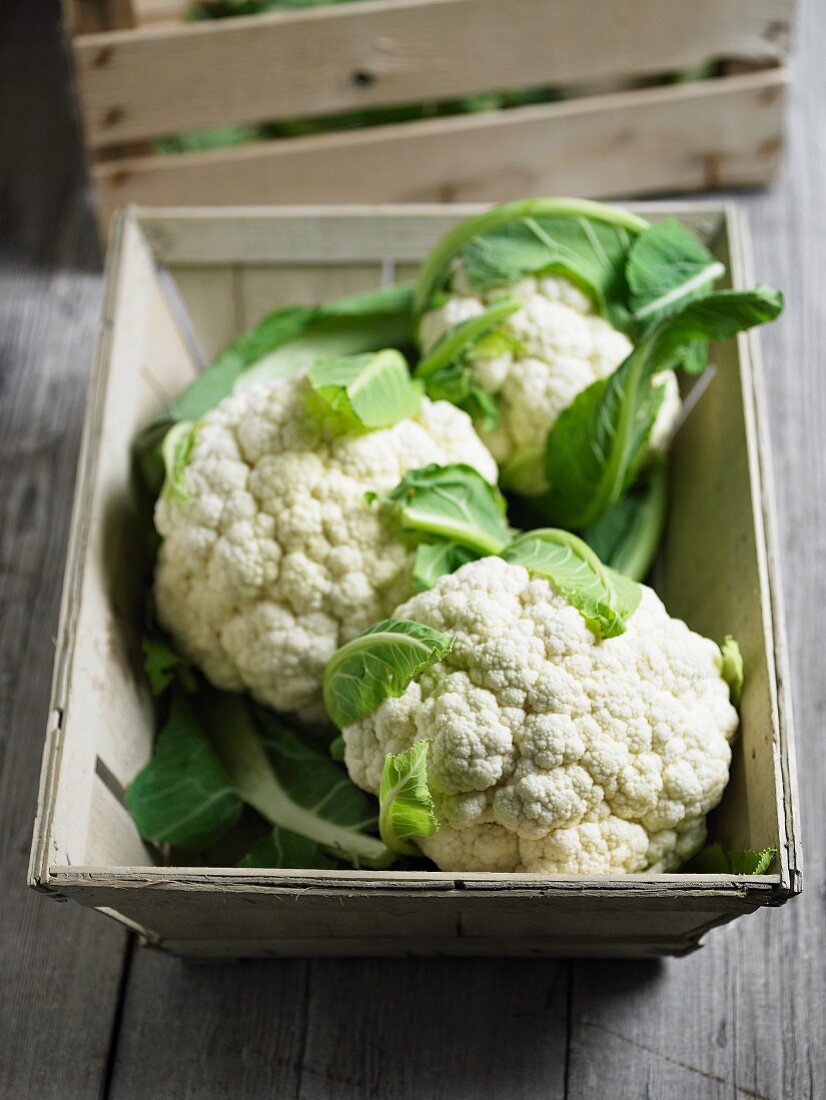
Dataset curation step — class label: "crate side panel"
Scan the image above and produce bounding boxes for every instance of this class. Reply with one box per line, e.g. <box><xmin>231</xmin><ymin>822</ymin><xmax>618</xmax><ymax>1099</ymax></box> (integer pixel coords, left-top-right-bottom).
<box><xmin>52</xmin><ymin>879</ymin><xmax>760</xmax><ymax>956</ymax></box>
<box><xmin>237</xmin><ymin>264</ymin><xmax>388</xmax><ymax>330</ymax></box>
<box><xmin>661</xmin><ymin>345</ymin><xmax>780</xmax><ymax>854</ymax></box>
<box><xmin>47</xmin><ymin>216</ymin><xmax>197</xmax><ymax>869</ymax></box>
<box><xmin>138</xmin><ymin>204</ymin><xmax>725</xmax><ymax>266</ymax></box>
<box><xmin>91</xmin><ymin>71</ymin><xmax>787</xmax><ymax>229</ymax></box>
<box><xmin>167</xmin><ymin>265</ymin><xmax>239</xmax><ymax>361</ymax></box>
<box><xmin>86</xmin><ymin>778</ymin><xmax>154</xmax><ymax>866</ymax></box>
<box><xmin>72</xmin><ymin>0</ymin><xmax>792</xmax><ymax>148</ymax></box>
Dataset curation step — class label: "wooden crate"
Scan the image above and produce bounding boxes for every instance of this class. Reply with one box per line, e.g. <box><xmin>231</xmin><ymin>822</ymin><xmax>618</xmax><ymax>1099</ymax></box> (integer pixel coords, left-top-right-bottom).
<box><xmin>28</xmin><ymin>202</ymin><xmax>801</xmax><ymax>959</ymax></box>
<box><xmin>63</xmin><ymin>0</ymin><xmax>795</xmax><ymax>237</ymax></box>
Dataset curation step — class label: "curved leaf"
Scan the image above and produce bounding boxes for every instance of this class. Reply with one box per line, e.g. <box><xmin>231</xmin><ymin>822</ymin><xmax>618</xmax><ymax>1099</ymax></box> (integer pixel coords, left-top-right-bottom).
<box><xmin>137</xmin><ymin>283</ymin><xmax>415</xmax><ymax>492</ymax></box>
<box><xmin>379</xmin><ymin>740</ymin><xmax>439</xmax><ymax>856</ymax></box>
<box><xmin>204</xmin><ymin>693</ymin><xmax>393</xmax><ymax>868</ymax></box>
<box><xmin>160</xmin><ymin>420</ymin><xmax>197</xmax><ymax>504</ymax></box>
<box><xmin>413</xmin><ymin>541</ymin><xmax>480</xmax><ymax>591</ymax></box>
<box><xmin>413</xmin><ymin>198</ymin><xmax>649</xmax><ymax>324</ymax></box>
<box><xmin>323</xmin><ymin>619</ymin><xmax>454</xmax><ymax>728</ymax></box>
<box><xmin>417</xmin><ymin>298</ymin><xmax>522</xmax><ymax>380</ymax></box>
<box><xmin>126</xmin><ymin>691</ymin><xmax>243</xmax><ymax>852</ymax></box>
<box><xmin>370</xmin><ymin>463</ymin><xmax>512</xmax><ymax>556</ymax></box>
<box><xmin>501</xmin><ymin>528</ymin><xmax>641</xmax><ymax>639</ymax></box>
<box><xmin>581</xmin><ymin>461</ymin><xmax>668</xmax><ymax>581</ymax></box>
<box><xmin>417</xmin><ymin>362</ymin><xmax>500</xmax><ymax>430</ymax></box>
<box><xmin>627</xmin><ymin>218</ymin><xmax>726</xmax><ymax>325</ymax></box>
<box><xmin>307</xmin><ymin>348</ymin><xmax>421</xmax><ymax>430</ymax></box>
<box><xmin>540</xmin><ymin>287</ymin><xmax>784</xmax><ymax>529</ymax></box>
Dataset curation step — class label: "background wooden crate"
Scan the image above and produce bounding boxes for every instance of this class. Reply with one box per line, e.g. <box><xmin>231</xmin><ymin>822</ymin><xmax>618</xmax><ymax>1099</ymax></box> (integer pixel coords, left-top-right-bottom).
<box><xmin>63</xmin><ymin>0</ymin><xmax>795</xmax><ymax>236</ymax></box>
<box><xmin>28</xmin><ymin>202</ymin><xmax>801</xmax><ymax>959</ymax></box>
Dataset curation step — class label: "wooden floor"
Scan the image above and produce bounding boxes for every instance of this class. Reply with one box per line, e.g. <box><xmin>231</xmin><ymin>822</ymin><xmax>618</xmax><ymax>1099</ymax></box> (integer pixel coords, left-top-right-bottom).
<box><xmin>1</xmin><ymin>2</ymin><xmax>824</xmax><ymax>1097</ymax></box>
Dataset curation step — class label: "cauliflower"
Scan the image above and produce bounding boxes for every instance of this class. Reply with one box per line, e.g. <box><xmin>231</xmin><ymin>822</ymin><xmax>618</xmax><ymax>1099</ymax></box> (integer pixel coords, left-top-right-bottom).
<box><xmin>419</xmin><ymin>272</ymin><xmax>681</xmax><ymax>496</ymax></box>
<box><xmin>153</xmin><ymin>375</ymin><xmax>497</xmax><ymax>723</ymax></box>
<box><xmin>343</xmin><ymin>556</ymin><xmax>738</xmax><ymax>874</ymax></box>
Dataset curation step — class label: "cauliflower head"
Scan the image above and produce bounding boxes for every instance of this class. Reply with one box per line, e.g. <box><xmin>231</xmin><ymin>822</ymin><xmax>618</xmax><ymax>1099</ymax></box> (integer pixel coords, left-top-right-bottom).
<box><xmin>343</xmin><ymin>556</ymin><xmax>737</xmax><ymax>874</ymax></box>
<box><xmin>153</xmin><ymin>375</ymin><xmax>497</xmax><ymax>723</ymax></box>
<box><xmin>419</xmin><ymin>272</ymin><xmax>681</xmax><ymax>496</ymax></box>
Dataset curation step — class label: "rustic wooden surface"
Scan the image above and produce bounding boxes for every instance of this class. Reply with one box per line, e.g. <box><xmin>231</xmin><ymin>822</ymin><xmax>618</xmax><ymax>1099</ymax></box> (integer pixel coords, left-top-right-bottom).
<box><xmin>0</xmin><ymin>0</ymin><xmax>822</xmax><ymax>1096</ymax></box>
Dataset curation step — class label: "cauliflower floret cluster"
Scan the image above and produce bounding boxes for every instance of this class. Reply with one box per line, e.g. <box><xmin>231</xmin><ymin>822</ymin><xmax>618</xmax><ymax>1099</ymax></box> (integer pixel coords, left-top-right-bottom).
<box><xmin>420</xmin><ymin>272</ymin><xmax>681</xmax><ymax>495</ymax></box>
<box><xmin>343</xmin><ymin>556</ymin><xmax>737</xmax><ymax>874</ymax></box>
<box><xmin>154</xmin><ymin>376</ymin><xmax>497</xmax><ymax>723</ymax></box>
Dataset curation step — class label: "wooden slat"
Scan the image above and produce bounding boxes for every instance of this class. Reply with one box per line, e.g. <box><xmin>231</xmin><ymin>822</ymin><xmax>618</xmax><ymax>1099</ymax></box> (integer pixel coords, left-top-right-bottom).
<box><xmin>107</xmin><ymin>952</ymin><xmax>308</xmax><ymax>1098</ymax></box>
<box><xmin>31</xmin><ymin>210</ymin><xmax>200</xmax><ymax>877</ymax></box>
<box><xmin>48</xmin><ymin>869</ymin><xmax>774</xmax><ymax>957</ymax></box>
<box><xmin>141</xmin><ymin>202</ymin><xmax>725</xmax><ymax>265</ymax></box>
<box><xmin>90</xmin><ymin>70</ymin><xmax>787</xmax><ymax>232</ymax></box>
<box><xmin>166</xmin><ymin>264</ymin><xmax>239</xmax><ymax>360</ymax></box>
<box><xmin>69</xmin><ymin>0</ymin><xmax>793</xmax><ymax>148</ymax></box>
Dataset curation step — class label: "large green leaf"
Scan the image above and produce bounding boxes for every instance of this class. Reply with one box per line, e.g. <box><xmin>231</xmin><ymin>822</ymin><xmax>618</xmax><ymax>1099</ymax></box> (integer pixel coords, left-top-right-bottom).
<box><xmin>416</xmin><ymin>298</ymin><xmax>522</xmax><ymax>380</ymax></box>
<box><xmin>413</xmin><ymin>198</ymin><xmax>649</xmax><ymax>327</ymax></box>
<box><xmin>540</xmin><ymin>287</ymin><xmax>784</xmax><ymax>529</ymax></box>
<box><xmin>323</xmin><ymin>619</ymin><xmax>455</xmax><ymax>728</ymax></box>
<box><xmin>238</xmin><ymin>828</ymin><xmax>342</xmax><ymax>870</ymax></box>
<box><xmin>415</xmin><ymin>298</ymin><xmax>520</xmax><ymax>428</ymax></box>
<box><xmin>379</xmin><ymin>741</ymin><xmax>439</xmax><ymax>856</ymax></box>
<box><xmin>580</xmin><ymin>461</ymin><xmax>668</xmax><ymax>582</ymax></box>
<box><xmin>204</xmin><ymin>693</ymin><xmax>393</xmax><ymax>869</ymax></box>
<box><xmin>126</xmin><ymin>691</ymin><xmax>243</xmax><ymax>852</ymax></box>
<box><xmin>626</xmin><ymin>218</ymin><xmax>725</xmax><ymax>325</ymax></box>
<box><xmin>370</xmin><ymin>463</ymin><xmax>512</xmax><ymax>556</ymax></box>
<box><xmin>501</xmin><ymin>528</ymin><xmax>642</xmax><ymax>639</ymax></box>
<box><xmin>307</xmin><ymin>348</ymin><xmax>422</xmax><ymax>430</ymax></box>
<box><xmin>412</xmin><ymin>541</ymin><xmax>480</xmax><ymax>591</ymax></box>
<box><xmin>137</xmin><ymin>284</ymin><xmax>415</xmax><ymax>491</ymax></box>
<box><xmin>417</xmin><ymin>361</ymin><xmax>500</xmax><ymax>430</ymax></box>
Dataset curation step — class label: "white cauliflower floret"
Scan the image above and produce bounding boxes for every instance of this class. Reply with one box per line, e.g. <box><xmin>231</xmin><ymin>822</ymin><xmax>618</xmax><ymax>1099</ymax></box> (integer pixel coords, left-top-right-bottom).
<box><xmin>420</xmin><ymin>273</ymin><xmax>681</xmax><ymax>495</ymax></box>
<box><xmin>154</xmin><ymin>375</ymin><xmax>497</xmax><ymax>724</ymax></box>
<box><xmin>343</xmin><ymin>557</ymin><xmax>738</xmax><ymax>874</ymax></box>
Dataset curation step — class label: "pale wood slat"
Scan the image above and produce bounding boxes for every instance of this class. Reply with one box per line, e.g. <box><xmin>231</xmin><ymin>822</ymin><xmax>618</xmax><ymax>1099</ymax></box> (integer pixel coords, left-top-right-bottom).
<box><xmin>90</xmin><ymin>70</ymin><xmax>787</xmax><ymax>234</ymax></box>
<box><xmin>70</xmin><ymin>0</ymin><xmax>793</xmax><ymax>148</ymax></box>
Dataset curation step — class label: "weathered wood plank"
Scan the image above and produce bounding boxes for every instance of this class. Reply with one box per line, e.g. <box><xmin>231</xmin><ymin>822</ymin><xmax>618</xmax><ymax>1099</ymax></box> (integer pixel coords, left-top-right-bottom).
<box><xmin>107</xmin><ymin>954</ymin><xmax>308</xmax><ymax>1098</ymax></box>
<box><xmin>71</xmin><ymin>0</ymin><xmax>792</xmax><ymax>148</ymax></box>
<box><xmin>90</xmin><ymin>69</ymin><xmax>787</xmax><ymax>231</ymax></box>
<box><xmin>0</xmin><ymin>264</ymin><xmax>129</xmax><ymax>1097</ymax></box>
<box><xmin>295</xmin><ymin>958</ymin><xmax>568</xmax><ymax>1099</ymax></box>
<box><xmin>0</xmin><ymin>4</ymin><xmax>130</xmax><ymax>1097</ymax></box>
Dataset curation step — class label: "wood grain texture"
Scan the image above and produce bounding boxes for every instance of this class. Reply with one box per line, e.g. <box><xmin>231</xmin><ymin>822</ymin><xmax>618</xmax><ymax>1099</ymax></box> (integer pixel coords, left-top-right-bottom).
<box><xmin>108</xmin><ymin>951</ymin><xmax>308</xmax><ymax>1098</ymax></box>
<box><xmin>89</xmin><ymin>69</ymin><xmax>788</xmax><ymax>232</ymax></box>
<box><xmin>71</xmin><ymin>0</ymin><xmax>793</xmax><ymax>148</ymax></box>
<box><xmin>4</xmin><ymin>1</ymin><xmax>825</xmax><ymax>1099</ymax></box>
<box><xmin>0</xmin><ymin>5</ymin><xmax>130</xmax><ymax>1099</ymax></box>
